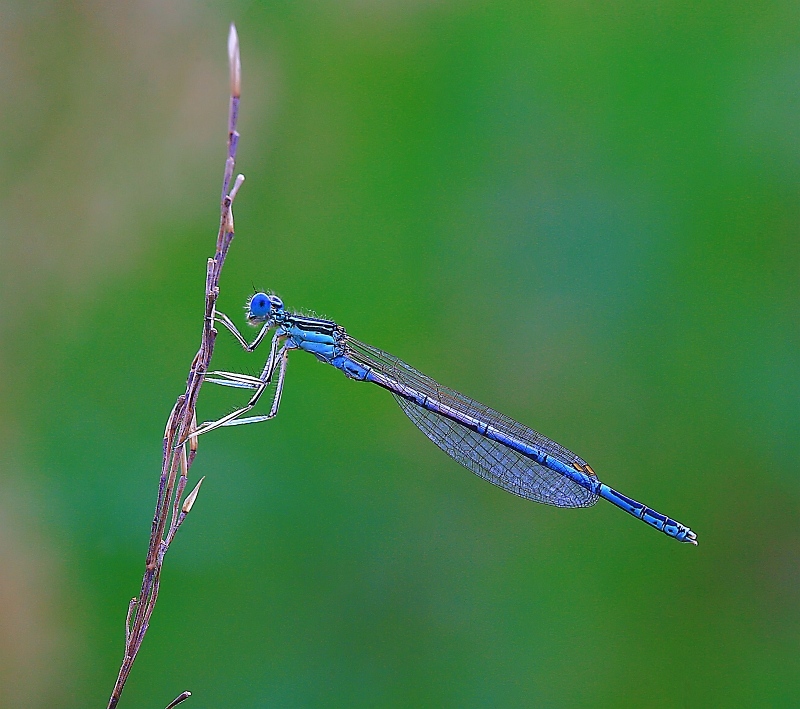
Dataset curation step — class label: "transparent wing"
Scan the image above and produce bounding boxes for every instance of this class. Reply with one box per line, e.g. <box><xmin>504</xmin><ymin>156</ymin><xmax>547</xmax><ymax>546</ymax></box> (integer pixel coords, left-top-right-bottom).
<box><xmin>347</xmin><ymin>339</ymin><xmax>598</xmax><ymax>508</ymax></box>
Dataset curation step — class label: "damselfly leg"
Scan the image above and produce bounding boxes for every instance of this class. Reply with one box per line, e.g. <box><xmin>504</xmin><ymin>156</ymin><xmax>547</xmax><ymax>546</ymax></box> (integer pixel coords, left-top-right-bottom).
<box><xmin>214</xmin><ymin>309</ymin><xmax>270</xmax><ymax>352</ymax></box>
<box><xmin>206</xmin><ymin>345</ymin><xmax>290</xmax><ymax>428</ymax></box>
<box><xmin>190</xmin><ymin>331</ymin><xmax>289</xmax><ymax>438</ymax></box>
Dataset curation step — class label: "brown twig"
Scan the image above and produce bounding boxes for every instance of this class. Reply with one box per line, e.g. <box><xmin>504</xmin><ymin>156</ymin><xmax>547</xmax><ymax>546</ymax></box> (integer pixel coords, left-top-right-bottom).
<box><xmin>106</xmin><ymin>24</ymin><xmax>244</xmax><ymax>709</ymax></box>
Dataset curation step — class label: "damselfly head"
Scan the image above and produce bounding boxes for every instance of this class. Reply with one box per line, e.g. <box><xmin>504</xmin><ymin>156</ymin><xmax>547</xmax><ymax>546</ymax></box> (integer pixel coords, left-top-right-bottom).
<box><xmin>246</xmin><ymin>292</ymin><xmax>284</xmax><ymax>323</ymax></box>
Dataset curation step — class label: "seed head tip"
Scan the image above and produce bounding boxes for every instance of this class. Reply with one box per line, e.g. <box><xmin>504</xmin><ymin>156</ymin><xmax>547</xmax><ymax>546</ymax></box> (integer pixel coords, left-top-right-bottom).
<box><xmin>228</xmin><ymin>24</ymin><xmax>241</xmax><ymax>97</ymax></box>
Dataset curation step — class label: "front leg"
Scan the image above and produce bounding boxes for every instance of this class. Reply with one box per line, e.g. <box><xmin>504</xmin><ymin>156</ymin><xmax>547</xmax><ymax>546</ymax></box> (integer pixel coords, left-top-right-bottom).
<box><xmin>214</xmin><ymin>309</ymin><xmax>270</xmax><ymax>352</ymax></box>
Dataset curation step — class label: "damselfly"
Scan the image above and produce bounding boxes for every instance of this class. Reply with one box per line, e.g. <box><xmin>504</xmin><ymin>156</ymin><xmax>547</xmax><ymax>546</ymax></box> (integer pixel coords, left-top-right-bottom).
<box><xmin>194</xmin><ymin>292</ymin><xmax>697</xmax><ymax>544</ymax></box>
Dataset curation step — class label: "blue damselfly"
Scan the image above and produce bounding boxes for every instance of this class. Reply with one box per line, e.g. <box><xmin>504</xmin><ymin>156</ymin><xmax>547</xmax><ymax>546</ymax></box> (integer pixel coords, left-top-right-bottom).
<box><xmin>194</xmin><ymin>293</ymin><xmax>697</xmax><ymax>544</ymax></box>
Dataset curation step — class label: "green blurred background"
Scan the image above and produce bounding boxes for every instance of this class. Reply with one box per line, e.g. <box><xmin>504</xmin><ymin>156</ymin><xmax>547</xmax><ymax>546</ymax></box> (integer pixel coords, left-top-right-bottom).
<box><xmin>1</xmin><ymin>1</ymin><xmax>798</xmax><ymax>707</ymax></box>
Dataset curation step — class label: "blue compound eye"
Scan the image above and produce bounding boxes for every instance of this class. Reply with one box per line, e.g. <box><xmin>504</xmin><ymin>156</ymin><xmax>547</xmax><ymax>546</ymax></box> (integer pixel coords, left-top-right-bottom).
<box><xmin>249</xmin><ymin>292</ymin><xmax>271</xmax><ymax>318</ymax></box>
